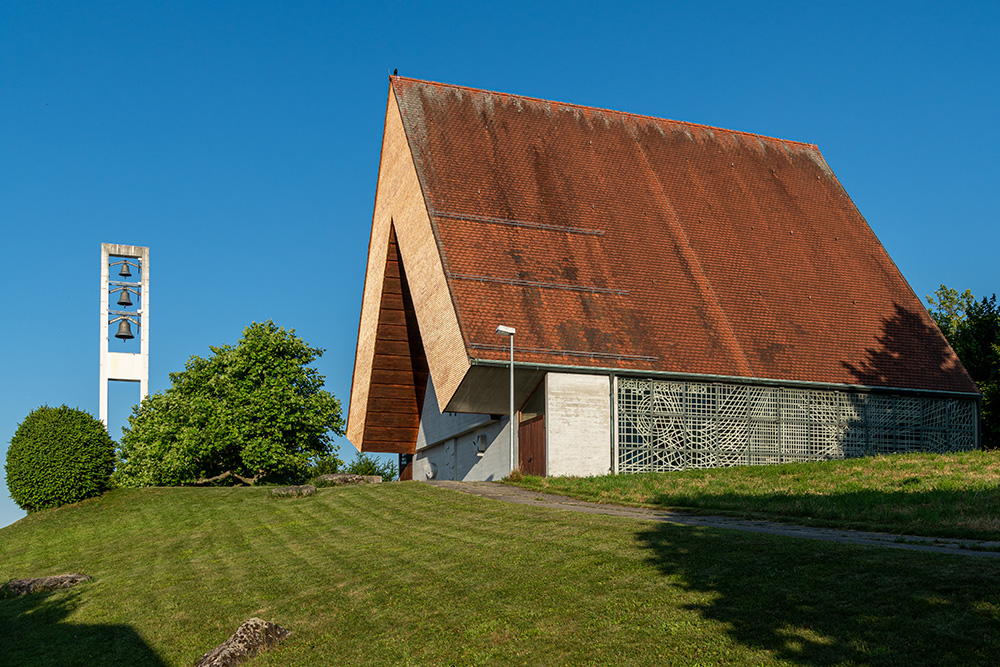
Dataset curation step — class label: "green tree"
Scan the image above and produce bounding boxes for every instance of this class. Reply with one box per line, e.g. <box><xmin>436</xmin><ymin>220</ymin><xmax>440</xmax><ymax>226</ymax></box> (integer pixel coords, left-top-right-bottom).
<box><xmin>5</xmin><ymin>405</ymin><xmax>115</xmax><ymax>512</ymax></box>
<box><xmin>927</xmin><ymin>289</ymin><xmax>1000</xmax><ymax>449</ymax></box>
<box><xmin>926</xmin><ymin>285</ymin><xmax>975</xmax><ymax>338</ymax></box>
<box><xmin>114</xmin><ymin>321</ymin><xmax>344</xmax><ymax>486</ymax></box>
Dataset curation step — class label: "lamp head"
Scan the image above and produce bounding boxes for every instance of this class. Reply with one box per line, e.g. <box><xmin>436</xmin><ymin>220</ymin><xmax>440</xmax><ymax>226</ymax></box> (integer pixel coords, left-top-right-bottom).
<box><xmin>494</xmin><ymin>325</ymin><xmax>516</xmax><ymax>336</ymax></box>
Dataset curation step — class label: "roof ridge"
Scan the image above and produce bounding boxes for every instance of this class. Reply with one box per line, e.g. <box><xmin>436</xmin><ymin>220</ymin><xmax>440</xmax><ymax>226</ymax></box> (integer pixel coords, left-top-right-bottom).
<box><xmin>390</xmin><ymin>75</ymin><xmax>819</xmax><ymax>150</ymax></box>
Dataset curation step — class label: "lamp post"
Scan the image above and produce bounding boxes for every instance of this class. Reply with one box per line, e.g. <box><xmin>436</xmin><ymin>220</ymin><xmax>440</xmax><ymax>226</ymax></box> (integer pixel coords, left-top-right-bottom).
<box><xmin>495</xmin><ymin>325</ymin><xmax>516</xmax><ymax>474</ymax></box>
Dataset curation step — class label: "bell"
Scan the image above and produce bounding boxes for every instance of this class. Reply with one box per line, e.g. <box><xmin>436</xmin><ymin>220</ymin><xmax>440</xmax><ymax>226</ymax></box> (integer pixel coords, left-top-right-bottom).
<box><xmin>117</xmin><ymin>288</ymin><xmax>132</xmax><ymax>307</ymax></box>
<box><xmin>115</xmin><ymin>319</ymin><xmax>134</xmax><ymax>341</ymax></box>
<box><xmin>119</xmin><ymin>262</ymin><xmax>131</xmax><ymax>278</ymax></box>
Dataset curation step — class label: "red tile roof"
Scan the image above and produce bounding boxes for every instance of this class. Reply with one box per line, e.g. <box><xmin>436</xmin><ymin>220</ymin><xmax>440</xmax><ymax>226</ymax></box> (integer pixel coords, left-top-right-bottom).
<box><xmin>389</xmin><ymin>76</ymin><xmax>977</xmax><ymax>395</ymax></box>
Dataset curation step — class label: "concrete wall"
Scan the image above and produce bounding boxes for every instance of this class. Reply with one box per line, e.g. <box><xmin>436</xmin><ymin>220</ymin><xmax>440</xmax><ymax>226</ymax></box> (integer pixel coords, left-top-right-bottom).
<box><xmin>412</xmin><ymin>418</ymin><xmax>511</xmax><ymax>481</ymax></box>
<box><xmin>546</xmin><ymin>373</ymin><xmax>612</xmax><ymax>477</ymax></box>
<box><xmin>415</xmin><ymin>376</ymin><xmax>494</xmax><ymax>451</ymax></box>
<box><xmin>411</xmin><ymin>375</ymin><xmax>513</xmax><ymax>481</ymax></box>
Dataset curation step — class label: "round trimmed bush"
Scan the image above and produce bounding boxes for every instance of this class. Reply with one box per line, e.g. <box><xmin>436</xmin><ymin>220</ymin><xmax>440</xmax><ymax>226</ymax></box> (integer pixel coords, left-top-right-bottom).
<box><xmin>5</xmin><ymin>405</ymin><xmax>115</xmax><ymax>512</ymax></box>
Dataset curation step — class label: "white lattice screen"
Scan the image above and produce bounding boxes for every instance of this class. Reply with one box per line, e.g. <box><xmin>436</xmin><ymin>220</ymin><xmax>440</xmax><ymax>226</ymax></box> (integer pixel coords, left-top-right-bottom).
<box><xmin>617</xmin><ymin>378</ymin><xmax>977</xmax><ymax>473</ymax></box>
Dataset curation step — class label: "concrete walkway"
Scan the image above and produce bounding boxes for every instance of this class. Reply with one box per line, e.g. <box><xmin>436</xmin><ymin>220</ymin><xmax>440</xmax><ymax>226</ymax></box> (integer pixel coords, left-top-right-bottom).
<box><xmin>428</xmin><ymin>480</ymin><xmax>1000</xmax><ymax>559</ymax></box>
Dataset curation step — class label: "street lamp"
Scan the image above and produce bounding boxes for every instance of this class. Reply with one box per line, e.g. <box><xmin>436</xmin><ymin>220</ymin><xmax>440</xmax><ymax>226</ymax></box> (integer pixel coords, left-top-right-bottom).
<box><xmin>495</xmin><ymin>325</ymin><xmax>516</xmax><ymax>474</ymax></box>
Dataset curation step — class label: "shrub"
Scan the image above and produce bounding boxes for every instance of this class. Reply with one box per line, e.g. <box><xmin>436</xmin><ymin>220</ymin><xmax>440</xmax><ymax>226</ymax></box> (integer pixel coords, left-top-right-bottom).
<box><xmin>5</xmin><ymin>405</ymin><xmax>115</xmax><ymax>512</ymax></box>
<box><xmin>307</xmin><ymin>452</ymin><xmax>343</xmax><ymax>478</ymax></box>
<box><xmin>343</xmin><ymin>452</ymin><xmax>397</xmax><ymax>482</ymax></box>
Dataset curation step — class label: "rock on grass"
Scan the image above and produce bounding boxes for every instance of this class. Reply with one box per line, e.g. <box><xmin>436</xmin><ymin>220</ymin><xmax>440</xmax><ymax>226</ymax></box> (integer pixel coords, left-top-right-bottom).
<box><xmin>2</xmin><ymin>573</ymin><xmax>91</xmax><ymax>597</ymax></box>
<box><xmin>196</xmin><ymin>617</ymin><xmax>291</xmax><ymax>666</ymax></box>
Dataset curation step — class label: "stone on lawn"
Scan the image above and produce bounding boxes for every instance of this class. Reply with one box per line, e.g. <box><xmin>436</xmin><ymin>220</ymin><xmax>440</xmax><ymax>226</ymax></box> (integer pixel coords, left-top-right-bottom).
<box><xmin>2</xmin><ymin>573</ymin><xmax>91</xmax><ymax>597</ymax></box>
<box><xmin>269</xmin><ymin>484</ymin><xmax>316</xmax><ymax>498</ymax></box>
<box><xmin>195</xmin><ymin>617</ymin><xmax>291</xmax><ymax>667</ymax></box>
<box><xmin>315</xmin><ymin>473</ymin><xmax>382</xmax><ymax>486</ymax></box>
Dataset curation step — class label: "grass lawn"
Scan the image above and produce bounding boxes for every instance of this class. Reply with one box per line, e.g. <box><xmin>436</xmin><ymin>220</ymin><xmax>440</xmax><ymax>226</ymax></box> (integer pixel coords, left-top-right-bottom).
<box><xmin>2</xmin><ymin>482</ymin><xmax>1000</xmax><ymax>665</ymax></box>
<box><xmin>508</xmin><ymin>450</ymin><xmax>1000</xmax><ymax>542</ymax></box>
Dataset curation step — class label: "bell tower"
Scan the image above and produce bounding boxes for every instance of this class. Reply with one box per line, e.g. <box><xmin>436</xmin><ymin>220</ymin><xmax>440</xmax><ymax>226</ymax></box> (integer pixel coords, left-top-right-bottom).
<box><xmin>100</xmin><ymin>243</ymin><xmax>149</xmax><ymax>426</ymax></box>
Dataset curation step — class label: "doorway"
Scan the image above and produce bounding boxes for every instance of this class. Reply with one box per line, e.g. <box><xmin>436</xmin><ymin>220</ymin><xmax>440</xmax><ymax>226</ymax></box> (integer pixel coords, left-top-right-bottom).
<box><xmin>518</xmin><ymin>415</ymin><xmax>545</xmax><ymax>476</ymax></box>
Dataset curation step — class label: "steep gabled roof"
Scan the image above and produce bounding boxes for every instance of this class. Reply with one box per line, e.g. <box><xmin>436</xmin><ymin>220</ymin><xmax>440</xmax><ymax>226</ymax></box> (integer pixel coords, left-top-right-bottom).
<box><xmin>348</xmin><ymin>76</ymin><xmax>977</xmax><ymax>452</ymax></box>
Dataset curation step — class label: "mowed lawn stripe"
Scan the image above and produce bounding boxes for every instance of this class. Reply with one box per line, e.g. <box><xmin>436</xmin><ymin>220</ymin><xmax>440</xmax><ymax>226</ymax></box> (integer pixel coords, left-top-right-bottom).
<box><xmin>2</xmin><ymin>483</ymin><xmax>999</xmax><ymax>665</ymax></box>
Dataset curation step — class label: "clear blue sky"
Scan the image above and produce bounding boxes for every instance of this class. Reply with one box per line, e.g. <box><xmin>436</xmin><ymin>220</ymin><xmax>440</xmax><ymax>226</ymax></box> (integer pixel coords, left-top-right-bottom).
<box><xmin>2</xmin><ymin>1</ymin><xmax>997</xmax><ymax>528</ymax></box>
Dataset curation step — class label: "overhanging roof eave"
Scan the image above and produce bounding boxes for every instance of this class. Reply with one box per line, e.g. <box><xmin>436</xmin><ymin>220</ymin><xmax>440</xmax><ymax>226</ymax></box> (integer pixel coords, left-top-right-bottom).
<box><xmin>468</xmin><ymin>357</ymin><xmax>982</xmax><ymax>399</ymax></box>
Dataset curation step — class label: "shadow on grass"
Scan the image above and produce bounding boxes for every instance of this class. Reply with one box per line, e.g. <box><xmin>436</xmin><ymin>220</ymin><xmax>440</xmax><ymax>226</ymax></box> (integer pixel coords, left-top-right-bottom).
<box><xmin>636</xmin><ymin>522</ymin><xmax>1000</xmax><ymax>665</ymax></box>
<box><xmin>644</xmin><ymin>485</ymin><xmax>1000</xmax><ymax>541</ymax></box>
<box><xmin>0</xmin><ymin>586</ymin><xmax>168</xmax><ymax>666</ymax></box>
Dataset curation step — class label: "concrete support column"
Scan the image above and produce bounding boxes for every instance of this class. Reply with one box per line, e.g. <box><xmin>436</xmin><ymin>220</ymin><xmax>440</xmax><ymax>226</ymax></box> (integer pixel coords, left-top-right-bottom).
<box><xmin>545</xmin><ymin>373</ymin><xmax>612</xmax><ymax>477</ymax></box>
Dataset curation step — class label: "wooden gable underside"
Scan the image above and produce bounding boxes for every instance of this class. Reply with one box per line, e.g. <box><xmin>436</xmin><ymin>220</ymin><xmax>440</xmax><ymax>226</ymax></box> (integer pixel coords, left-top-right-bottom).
<box><xmin>361</xmin><ymin>225</ymin><xmax>428</xmax><ymax>454</ymax></box>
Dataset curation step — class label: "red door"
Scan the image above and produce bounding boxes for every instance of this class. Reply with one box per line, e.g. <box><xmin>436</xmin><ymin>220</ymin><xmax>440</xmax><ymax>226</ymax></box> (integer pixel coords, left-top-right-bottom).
<box><xmin>518</xmin><ymin>415</ymin><xmax>546</xmax><ymax>476</ymax></box>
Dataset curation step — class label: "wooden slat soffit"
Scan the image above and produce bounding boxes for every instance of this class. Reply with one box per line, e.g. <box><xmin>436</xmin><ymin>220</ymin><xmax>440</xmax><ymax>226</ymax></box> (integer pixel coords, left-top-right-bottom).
<box><xmin>361</xmin><ymin>225</ymin><xmax>429</xmax><ymax>454</ymax></box>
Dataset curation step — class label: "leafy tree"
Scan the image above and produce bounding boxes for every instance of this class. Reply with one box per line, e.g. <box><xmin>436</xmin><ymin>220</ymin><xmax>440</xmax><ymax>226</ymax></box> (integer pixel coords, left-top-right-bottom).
<box><xmin>927</xmin><ymin>289</ymin><xmax>1000</xmax><ymax>448</ymax></box>
<box><xmin>114</xmin><ymin>321</ymin><xmax>344</xmax><ymax>486</ymax></box>
<box><xmin>926</xmin><ymin>285</ymin><xmax>975</xmax><ymax>339</ymax></box>
<box><xmin>5</xmin><ymin>405</ymin><xmax>115</xmax><ymax>512</ymax></box>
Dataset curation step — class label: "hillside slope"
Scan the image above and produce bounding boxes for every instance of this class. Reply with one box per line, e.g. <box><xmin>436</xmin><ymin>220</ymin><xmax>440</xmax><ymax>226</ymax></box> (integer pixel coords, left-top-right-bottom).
<box><xmin>2</xmin><ymin>484</ymin><xmax>1000</xmax><ymax>666</ymax></box>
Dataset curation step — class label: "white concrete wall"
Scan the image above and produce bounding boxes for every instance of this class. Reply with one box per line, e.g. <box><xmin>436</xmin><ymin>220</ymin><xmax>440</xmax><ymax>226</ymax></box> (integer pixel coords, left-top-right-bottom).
<box><xmin>411</xmin><ymin>375</ymin><xmax>513</xmax><ymax>481</ymax></box>
<box><xmin>546</xmin><ymin>373</ymin><xmax>612</xmax><ymax>477</ymax></box>
<box><xmin>415</xmin><ymin>376</ymin><xmax>494</xmax><ymax>451</ymax></box>
<box><xmin>412</xmin><ymin>418</ymin><xmax>511</xmax><ymax>481</ymax></box>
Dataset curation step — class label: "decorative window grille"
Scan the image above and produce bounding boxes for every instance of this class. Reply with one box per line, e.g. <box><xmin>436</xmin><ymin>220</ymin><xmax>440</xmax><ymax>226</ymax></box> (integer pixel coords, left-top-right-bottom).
<box><xmin>616</xmin><ymin>378</ymin><xmax>977</xmax><ymax>473</ymax></box>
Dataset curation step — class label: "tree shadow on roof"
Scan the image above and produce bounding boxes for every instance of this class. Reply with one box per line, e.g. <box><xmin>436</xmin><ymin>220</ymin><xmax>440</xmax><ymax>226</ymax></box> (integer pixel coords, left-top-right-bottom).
<box><xmin>0</xmin><ymin>585</ymin><xmax>168</xmax><ymax>666</ymax></box>
<box><xmin>635</xmin><ymin>519</ymin><xmax>1000</xmax><ymax>665</ymax></box>
<box><xmin>841</xmin><ymin>302</ymin><xmax>971</xmax><ymax>391</ymax></box>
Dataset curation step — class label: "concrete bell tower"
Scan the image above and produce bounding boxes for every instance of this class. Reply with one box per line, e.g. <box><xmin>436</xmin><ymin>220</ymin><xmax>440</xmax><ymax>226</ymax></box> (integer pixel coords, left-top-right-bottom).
<box><xmin>100</xmin><ymin>243</ymin><xmax>149</xmax><ymax>426</ymax></box>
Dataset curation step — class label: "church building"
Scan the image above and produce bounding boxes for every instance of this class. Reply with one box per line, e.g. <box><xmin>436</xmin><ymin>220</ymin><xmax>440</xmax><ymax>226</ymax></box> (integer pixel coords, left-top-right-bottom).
<box><xmin>347</xmin><ymin>76</ymin><xmax>980</xmax><ymax>481</ymax></box>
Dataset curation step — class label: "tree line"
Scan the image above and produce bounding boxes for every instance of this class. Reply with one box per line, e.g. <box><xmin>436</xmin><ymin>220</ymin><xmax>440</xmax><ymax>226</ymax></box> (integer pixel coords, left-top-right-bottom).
<box><xmin>926</xmin><ymin>286</ymin><xmax>1000</xmax><ymax>448</ymax></box>
<box><xmin>6</xmin><ymin>321</ymin><xmax>393</xmax><ymax>513</ymax></box>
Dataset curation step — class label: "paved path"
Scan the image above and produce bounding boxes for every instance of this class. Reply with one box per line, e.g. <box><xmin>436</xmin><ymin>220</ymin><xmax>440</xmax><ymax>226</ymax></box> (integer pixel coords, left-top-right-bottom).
<box><xmin>428</xmin><ymin>480</ymin><xmax>1000</xmax><ymax>559</ymax></box>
